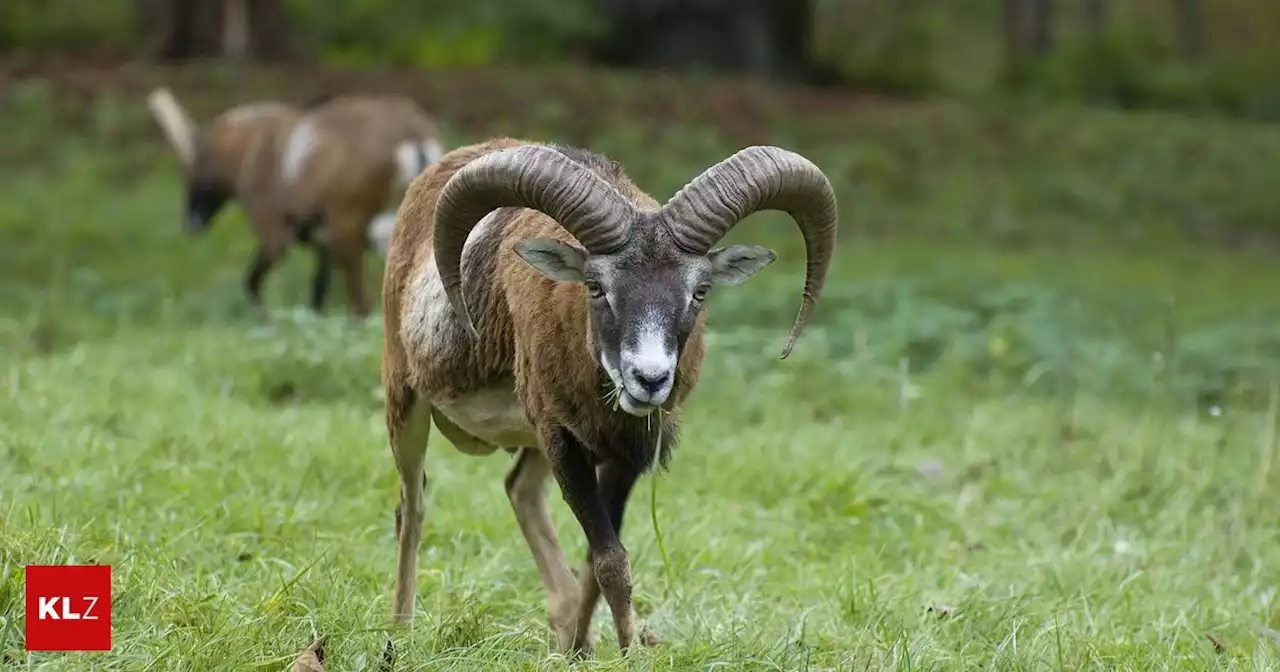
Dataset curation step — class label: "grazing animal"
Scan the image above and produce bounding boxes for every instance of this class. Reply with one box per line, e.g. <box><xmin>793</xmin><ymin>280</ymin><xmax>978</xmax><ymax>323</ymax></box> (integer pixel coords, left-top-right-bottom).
<box><xmin>380</xmin><ymin>137</ymin><xmax>838</xmax><ymax>654</ymax></box>
<box><xmin>146</xmin><ymin>87</ymin><xmax>444</xmax><ymax>316</ymax></box>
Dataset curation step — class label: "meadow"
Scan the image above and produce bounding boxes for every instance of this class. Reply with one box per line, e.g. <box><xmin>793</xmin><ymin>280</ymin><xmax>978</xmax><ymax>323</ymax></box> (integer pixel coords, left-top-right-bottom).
<box><xmin>4</xmin><ymin>62</ymin><xmax>1280</xmax><ymax>669</ymax></box>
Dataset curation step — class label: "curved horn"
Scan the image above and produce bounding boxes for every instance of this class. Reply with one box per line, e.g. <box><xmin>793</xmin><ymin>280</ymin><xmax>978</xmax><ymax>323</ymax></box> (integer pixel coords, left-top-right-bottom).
<box><xmin>433</xmin><ymin>144</ymin><xmax>639</xmax><ymax>339</ymax></box>
<box><xmin>659</xmin><ymin>146</ymin><xmax>839</xmax><ymax>359</ymax></box>
<box><xmin>146</xmin><ymin>87</ymin><xmax>198</xmax><ymax>168</ymax></box>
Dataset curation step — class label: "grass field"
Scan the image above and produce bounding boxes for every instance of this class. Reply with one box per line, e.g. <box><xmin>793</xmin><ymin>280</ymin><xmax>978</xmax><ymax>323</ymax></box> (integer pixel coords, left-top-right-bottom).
<box><xmin>4</xmin><ymin>62</ymin><xmax>1280</xmax><ymax>670</ymax></box>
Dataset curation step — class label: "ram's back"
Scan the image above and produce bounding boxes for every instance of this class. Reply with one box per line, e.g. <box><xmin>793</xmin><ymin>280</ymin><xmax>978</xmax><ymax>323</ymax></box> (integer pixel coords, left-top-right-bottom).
<box><xmin>283</xmin><ymin>96</ymin><xmax>439</xmax><ymax>218</ymax></box>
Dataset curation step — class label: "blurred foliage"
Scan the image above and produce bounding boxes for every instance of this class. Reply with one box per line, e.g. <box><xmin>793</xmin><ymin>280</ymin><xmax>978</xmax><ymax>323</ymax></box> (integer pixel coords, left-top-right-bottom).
<box><xmin>284</xmin><ymin>0</ymin><xmax>604</xmax><ymax>67</ymax></box>
<box><xmin>5</xmin><ymin>62</ymin><xmax>1280</xmax><ymax>418</ymax></box>
<box><xmin>1005</xmin><ymin>10</ymin><xmax>1280</xmax><ymax>121</ymax></box>
<box><xmin>810</xmin><ymin>0</ymin><xmax>945</xmax><ymax>95</ymax></box>
<box><xmin>2</xmin><ymin>0</ymin><xmax>1280</xmax><ymax>119</ymax></box>
<box><xmin>0</xmin><ymin>0</ymin><xmax>137</xmax><ymax>52</ymax></box>
<box><xmin>0</xmin><ymin>0</ymin><xmax>604</xmax><ymax>65</ymax></box>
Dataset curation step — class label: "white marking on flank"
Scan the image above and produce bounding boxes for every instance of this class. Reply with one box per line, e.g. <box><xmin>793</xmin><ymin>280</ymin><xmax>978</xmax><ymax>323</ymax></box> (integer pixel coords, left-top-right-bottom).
<box><xmin>425</xmin><ymin>138</ymin><xmax>444</xmax><ymax>164</ymax></box>
<box><xmin>402</xmin><ymin>258</ymin><xmax>450</xmax><ymax>355</ymax></box>
<box><xmin>395</xmin><ymin>139</ymin><xmax>445</xmax><ymax>186</ymax></box>
<box><xmin>281</xmin><ymin>119</ymin><xmax>317</xmax><ymax>186</ymax></box>
<box><xmin>402</xmin><ymin>211</ymin><xmax>503</xmax><ymax>356</ymax></box>
<box><xmin>368</xmin><ymin>211</ymin><xmax>397</xmax><ymax>258</ymax></box>
<box><xmin>393</xmin><ymin>141</ymin><xmax>424</xmax><ymax>185</ymax></box>
<box><xmin>394</xmin><ymin>142</ymin><xmax>420</xmax><ymax>185</ymax></box>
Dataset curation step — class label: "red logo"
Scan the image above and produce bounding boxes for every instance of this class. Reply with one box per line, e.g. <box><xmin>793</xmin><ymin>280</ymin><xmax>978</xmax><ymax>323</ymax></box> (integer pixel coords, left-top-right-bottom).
<box><xmin>24</xmin><ymin>565</ymin><xmax>112</xmax><ymax>651</ymax></box>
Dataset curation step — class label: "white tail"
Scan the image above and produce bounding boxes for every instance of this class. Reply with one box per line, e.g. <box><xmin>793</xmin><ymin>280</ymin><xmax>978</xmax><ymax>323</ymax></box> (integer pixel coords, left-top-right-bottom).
<box><xmin>147</xmin><ymin>88</ymin><xmax>198</xmax><ymax>168</ymax></box>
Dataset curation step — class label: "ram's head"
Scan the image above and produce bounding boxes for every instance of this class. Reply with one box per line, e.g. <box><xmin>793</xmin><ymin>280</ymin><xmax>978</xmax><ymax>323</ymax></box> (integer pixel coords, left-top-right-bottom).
<box><xmin>432</xmin><ymin>145</ymin><xmax>839</xmax><ymax>416</ymax></box>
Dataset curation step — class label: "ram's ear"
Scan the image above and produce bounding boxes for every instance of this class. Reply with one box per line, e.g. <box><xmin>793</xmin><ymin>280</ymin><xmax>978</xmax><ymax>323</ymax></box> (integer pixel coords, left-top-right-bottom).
<box><xmin>514</xmin><ymin>238</ymin><xmax>587</xmax><ymax>282</ymax></box>
<box><xmin>708</xmin><ymin>245</ymin><xmax>777</xmax><ymax>286</ymax></box>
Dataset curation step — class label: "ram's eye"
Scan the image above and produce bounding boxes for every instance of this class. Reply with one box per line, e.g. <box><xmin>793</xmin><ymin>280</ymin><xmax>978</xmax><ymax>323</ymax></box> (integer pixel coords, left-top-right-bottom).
<box><xmin>692</xmin><ymin>284</ymin><xmax>711</xmax><ymax>302</ymax></box>
<box><xmin>585</xmin><ymin>280</ymin><xmax>605</xmax><ymax>298</ymax></box>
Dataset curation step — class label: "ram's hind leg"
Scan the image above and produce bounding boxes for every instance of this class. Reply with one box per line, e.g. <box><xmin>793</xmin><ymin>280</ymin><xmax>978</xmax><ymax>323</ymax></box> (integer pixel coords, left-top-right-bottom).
<box><xmin>309</xmin><ymin>245</ymin><xmax>332</xmax><ymax>313</ymax></box>
<box><xmin>504</xmin><ymin>447</ymin><xmax>583</xmax><ymax>653</ymax></box>
<box><xmin>244</xmin><ymin>244</ymin><xmax>287</xmax><ymax>319</ymax></box>
<box><xmin>338</xmin><ymin>244</ymin><xmax>369</xmax><ymax>318</ymax></box>
<box><xmin>388</xmin><ymin>385</ymin><xmax>432</xmax><ymax>622</ymax></box>
<box><xmin>323</xmin><ymin>204</ymin><xmax>371</xmax><ymax>319</ymax></box>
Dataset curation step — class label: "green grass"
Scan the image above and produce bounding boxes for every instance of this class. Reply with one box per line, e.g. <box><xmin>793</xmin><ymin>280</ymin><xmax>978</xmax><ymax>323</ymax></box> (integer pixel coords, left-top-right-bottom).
<box><xmin>4</xmin><ymin>63</ymin><xmax>1280</xmax><ymax>669</ymax></box>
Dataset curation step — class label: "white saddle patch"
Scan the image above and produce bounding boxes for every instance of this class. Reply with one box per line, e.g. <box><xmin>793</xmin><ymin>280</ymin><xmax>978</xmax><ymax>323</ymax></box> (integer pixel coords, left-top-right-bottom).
<box><xmin>281</xmin><ymin>119</ymin><xmax>317</xmax><ymax>186</ymax></box>
<box><xmin>395</xmin><ymin>138</ymin><xmax>444</xmax><ymax>186</ymax></box>
<box><xmin>368</xmin><ymin>211</ymin><xmax>397</xmax><ymax>258</ymax></box>
<box><xmin>401</xmin><ymin>210</ymin><xmax>503</xmax><ymax>356</ymax></box>
<box><xmin>402</xmin><ymin>257</ymin><xmax>451</xmax><ymax>357</ymax></box>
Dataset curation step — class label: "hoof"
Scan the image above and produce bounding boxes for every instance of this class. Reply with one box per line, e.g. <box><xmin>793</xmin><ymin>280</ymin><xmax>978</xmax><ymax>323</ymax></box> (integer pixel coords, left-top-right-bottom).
<box><xmin>253</xmin><ymin>305</ymin><xmax>274</xmax><ymax>324</ymax></box>
<box><xmin>379</xmin><ymin>639</ymin><xmax>396</xmax><ymax>671</ymax></box>
<box><xmin>390</xmin><ymin>606</ymin><xmax>416</xmax><ymax>626</ymax></box>
<box><xmin>618</xmin><ymin>629</ymin><xmax>658</xmax><ymax>655</ymax></box>
<box><xmin>563</xmin><ymin>633</ymin><xmax>594</xmax><ymax>660</ymax></box>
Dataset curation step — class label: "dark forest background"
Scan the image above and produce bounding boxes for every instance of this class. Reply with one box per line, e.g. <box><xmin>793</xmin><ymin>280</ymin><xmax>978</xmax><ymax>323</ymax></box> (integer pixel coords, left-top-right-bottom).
<box><xmin>3</xmin><ymin>0</ymin><xmax>1279</xmax><ymax>121</ymax></box>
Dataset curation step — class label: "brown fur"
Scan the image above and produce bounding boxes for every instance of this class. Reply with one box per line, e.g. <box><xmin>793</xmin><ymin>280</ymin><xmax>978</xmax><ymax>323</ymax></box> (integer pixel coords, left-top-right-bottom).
<box><xmin>198</xmin><ymin>103</ymin><xmax>304</xmax><ymax>261</ymax></box>
<box><xmin>153</xmin><ymin>91</ymin><xmax>442</xmax><ymax>316</ymax></box>
<box><xmin>381</xmin><ymin>138</ymin><xmax>711</xmax><ymax>655</ymax></box>
<box><xmin>276</xmin><ymin>95</ymin><xmax>443</xmax><ymax>316</ymax></box>
<box><xmin>383</xmin><ymin>138</ymin><xmax>705</xmax><ymax>445</ymax></box>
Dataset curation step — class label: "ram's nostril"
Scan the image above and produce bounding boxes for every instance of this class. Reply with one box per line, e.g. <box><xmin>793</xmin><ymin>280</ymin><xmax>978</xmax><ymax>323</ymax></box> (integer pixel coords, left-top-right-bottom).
<box><xmin>627</xmin><ymin>367</ymin><xmax>672</xmax><ymax>396</ymax></box>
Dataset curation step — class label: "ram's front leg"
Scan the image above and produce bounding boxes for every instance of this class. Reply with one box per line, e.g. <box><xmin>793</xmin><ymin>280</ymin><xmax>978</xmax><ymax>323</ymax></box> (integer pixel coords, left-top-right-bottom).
<box><xmin>244</xmin><ymin>244</ymin><xmax>286</xmax><ymax>319</ymax></box>
<box><xmin>326</xmin><ymin>205</ymin><xmax>372</xmax><ymax>318</ymax></box>
<box><xmin>309</xmin><ymin>246</ymin><xmax>332</xmax><ymax>312</ymax></box>
<box><xmin>542</xmin><ymin>426</ymin><xmax>642</xmax><ymax>653</ymax></box>
<box><xmin>567</xmin><ymin>458</ymin><xmax>661</xmax><ymax>652</ymax></box>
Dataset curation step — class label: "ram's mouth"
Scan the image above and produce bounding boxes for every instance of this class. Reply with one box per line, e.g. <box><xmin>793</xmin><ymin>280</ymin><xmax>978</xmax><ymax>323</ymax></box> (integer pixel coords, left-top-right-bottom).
<box><xmin>617</xmin><ymin>390</ymin><xmax>659</xmax><ymax>417</ymax></box>
<box><xmin>602</xmin><ymin>382</ymin><xmax>656</xmax><ymax>417</ymax></box>
<box><xmin>600</xmin><ymin>361</ymin><xmax>659</xmax><ymax>417</ymax></box>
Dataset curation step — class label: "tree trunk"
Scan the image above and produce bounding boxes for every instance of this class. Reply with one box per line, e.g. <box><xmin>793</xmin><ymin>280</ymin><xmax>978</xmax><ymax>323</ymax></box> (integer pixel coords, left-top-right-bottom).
<box><xmin>1004</xmin><ymin>0</ymin><xmax>1054</xmax><ymax>66</ymax></box>
<box><xmin>1031</xmin><ymin>0</ymin><xmax>1054</xmax><ymax>55</ymax></box>
<box><xmin>589</xmin><ymin>0</ymin><xmax>833</xmax><ymax>85</ymax></box>
<box><xmin>1083</xmin><ymin>0</ymin><xmax>1108</xmax><ymax>41</ymax></box>
<box><xmin>1005</xmin><ymin>0</ymin><xmax>1030</xmax><ymax>65</ymax></box>
<box><xmin>1171</xmin><ymin>0</ymin><xmax>1204</xmax><ymax>60</ymax></box>
<box><xmin>140</xmin><ymin>0</ymin><xmax>296</xmax><ymax>62</ymax></box>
